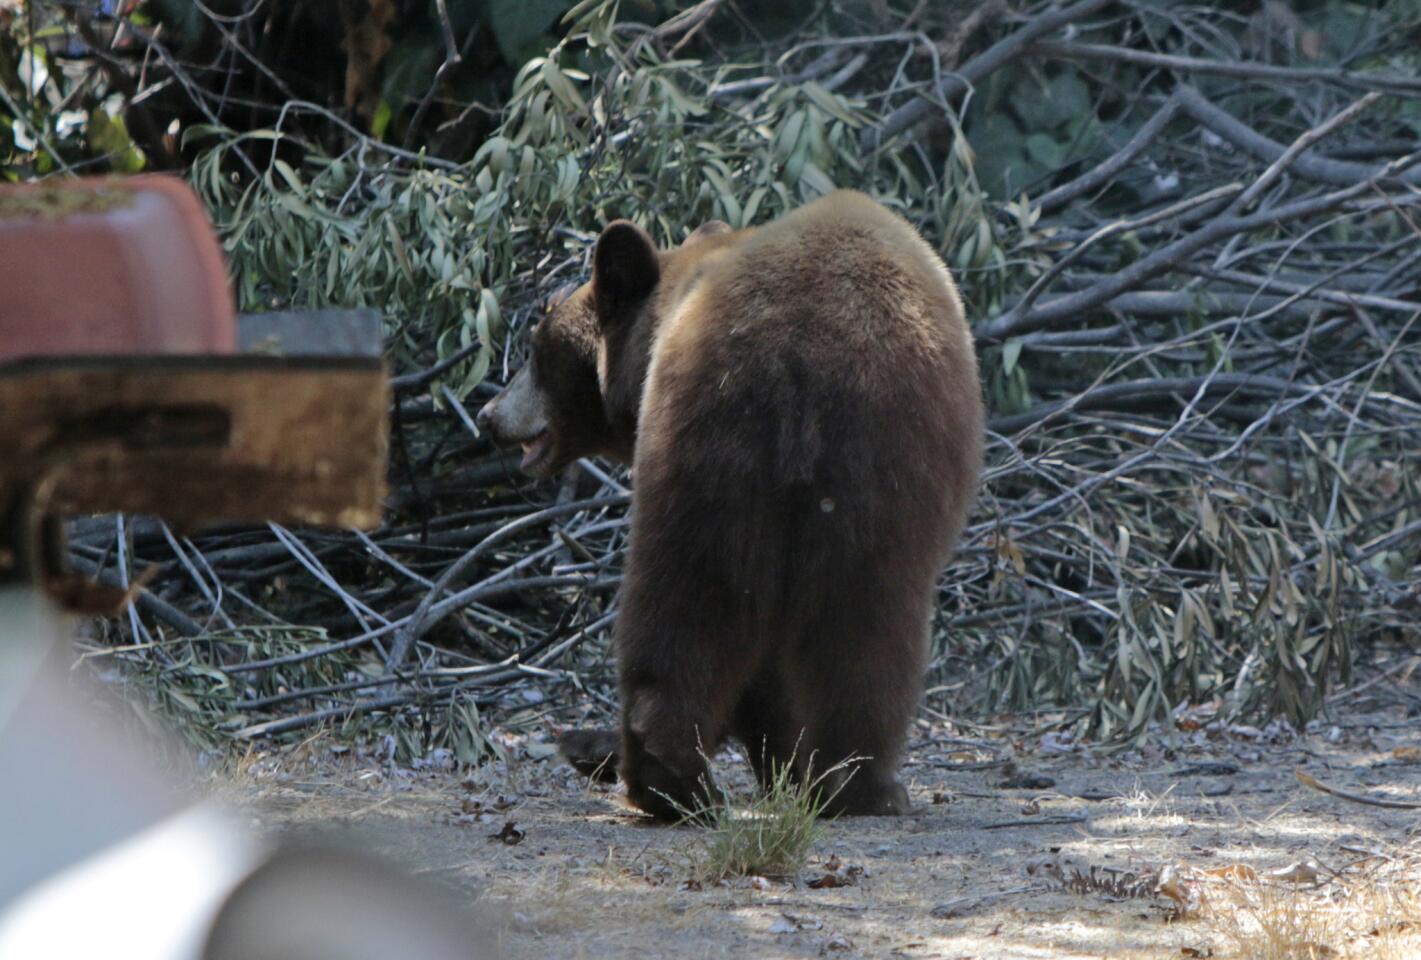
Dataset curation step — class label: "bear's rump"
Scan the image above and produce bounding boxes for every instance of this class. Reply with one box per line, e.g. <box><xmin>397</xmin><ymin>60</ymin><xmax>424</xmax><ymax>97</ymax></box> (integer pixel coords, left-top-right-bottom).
<box><xmin>636</xmin><ymin>335</ymin><xmax>970</xmax><ymax>640</ymax></box>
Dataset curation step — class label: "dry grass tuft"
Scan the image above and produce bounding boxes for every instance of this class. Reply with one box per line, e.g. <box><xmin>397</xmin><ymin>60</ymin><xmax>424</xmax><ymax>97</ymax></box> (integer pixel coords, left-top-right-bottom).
<box><xmin>681</xmin><ymin>755</ymin><xmax>848</xmax><ymax>882</ymax></box>
<box><xmin>1202</xmin><ymin>852</ymin><xmax>1421</xmax><ymax>960</ymax></box>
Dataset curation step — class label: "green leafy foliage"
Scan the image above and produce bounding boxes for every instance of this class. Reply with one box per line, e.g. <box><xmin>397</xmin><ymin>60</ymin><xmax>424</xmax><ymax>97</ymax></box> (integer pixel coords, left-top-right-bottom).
<box><xmin>190</xmin><ymin>2</ymin><xmax>995</xmax><ymax>394</ymax></box>
<box><xmin>965</xmin><ymin>67</ymin><xmax>1099</xmax><ymax>200</ymax></box>
<box><xmin>87</xmin><ymin>109</ymin><xmax>146</xmax><ymax>173</ymax></box>
<box><xmin>191</xmin><ymin>137</ymin><xmax>505</xmax><ymax>393</ymax></box>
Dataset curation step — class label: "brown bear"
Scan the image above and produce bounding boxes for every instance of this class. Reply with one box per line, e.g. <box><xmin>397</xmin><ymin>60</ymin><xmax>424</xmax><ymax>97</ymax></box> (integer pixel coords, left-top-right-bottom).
<box><xmin>476</xmin><ymin>190</ymin><xmax>983</xmax><ymax>819</ymax></box>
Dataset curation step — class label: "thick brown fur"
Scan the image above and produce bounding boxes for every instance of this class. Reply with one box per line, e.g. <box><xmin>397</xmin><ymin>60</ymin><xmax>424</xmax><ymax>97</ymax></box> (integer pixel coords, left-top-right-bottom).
<box><xmin>478</xmin><ymin>191</ymin><xmax>983</xmax><ymax>820</ymax></box>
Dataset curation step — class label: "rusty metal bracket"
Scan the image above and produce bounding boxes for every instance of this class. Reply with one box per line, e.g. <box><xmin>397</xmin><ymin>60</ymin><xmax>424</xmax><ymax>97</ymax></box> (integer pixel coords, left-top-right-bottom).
<box><xmin>0</xmin><ymin>350</ymin><xmax>388</xmax><ymax>608</ymax></box>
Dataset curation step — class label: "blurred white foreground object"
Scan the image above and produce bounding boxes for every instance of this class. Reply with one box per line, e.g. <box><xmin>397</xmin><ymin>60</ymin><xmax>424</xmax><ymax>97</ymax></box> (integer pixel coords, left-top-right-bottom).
<box><xmin>0</xmin><ymin>590</ymin><xmax>488</xmax><ymax>960</ymax></box>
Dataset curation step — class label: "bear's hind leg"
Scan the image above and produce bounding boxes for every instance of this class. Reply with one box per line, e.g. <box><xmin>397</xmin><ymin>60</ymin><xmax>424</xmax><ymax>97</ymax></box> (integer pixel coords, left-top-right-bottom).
<box><xmin>731</xmin><ymin>664</ymin><xmax>805</xmax><ymax>795</ymax></box>
<box><xmin>788</xmin><ymin>590</ymin><xmax>929</xmax><ymax>817</ymax></box>
<box><xmin>615</xmin><ymin>571</ymin><xmax>766</xmax><ymax>821</ymax></box>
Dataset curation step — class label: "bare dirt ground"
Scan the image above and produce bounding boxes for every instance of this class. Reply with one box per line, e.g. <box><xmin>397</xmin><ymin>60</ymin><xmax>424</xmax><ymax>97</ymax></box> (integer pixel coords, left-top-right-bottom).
<box><xmin>211</xmin><ymin>703</ymin><xmax>1421</xmax><ymax>960</ymax></box>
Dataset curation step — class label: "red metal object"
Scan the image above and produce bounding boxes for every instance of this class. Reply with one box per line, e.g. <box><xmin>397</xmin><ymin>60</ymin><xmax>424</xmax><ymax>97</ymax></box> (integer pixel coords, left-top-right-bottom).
<box><xmin>0</xmin><ymin>175</ymin><xmax>387</xmax><ymax>605</ymax></box>
<box><xmin>0</xmin><ymin>175</ymin><xmax>235</xmax><ymax>360</ymax></box>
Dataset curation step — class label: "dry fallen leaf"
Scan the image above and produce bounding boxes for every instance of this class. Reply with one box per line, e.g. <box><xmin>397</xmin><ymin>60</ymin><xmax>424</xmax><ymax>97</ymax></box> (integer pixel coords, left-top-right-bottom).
<box><xmin>1226</xmin><ymin>723</ymin><xmax>1263</xmax><ymax>741</ymax></box>
<box><xmin>1157</xmin><ymin>865</ymin><xmax>1205</xmax><ymax>916</ymax></box>
<box><xmin>1268</xmin><ymin>861</ymin><xmax>1321</xmax><ymax>884</ymax></box>
<box><xmin>1205</xmin><ymin>864</ymin><xmax>1258</xmax><ymax>882</ymax></box>
<box><xmin>488</xmin><ymin>821</ymin><xmax>525</xmax><ymax>845</ymax></box>
<box><xmin>1393</xmin><ymin>746</ymin><xmax>1421</xmax><ymax>762</ymax></box>
<box><xmin>807</xmin><ymin>857</ymin><xmax>865</xmax><ymax>889</ymax></box>
<box><xmin>770</xmin><ymin>914</ymin><xmax>823</xmax><ymax>934</ymax></box>
<box><xmin>1174</xmin><ymin>701</ymin><xmax>1220</xmax><ymax>732</ymax></box>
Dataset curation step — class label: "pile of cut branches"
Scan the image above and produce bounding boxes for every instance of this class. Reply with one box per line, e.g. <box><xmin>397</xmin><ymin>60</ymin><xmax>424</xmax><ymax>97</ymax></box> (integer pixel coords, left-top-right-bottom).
<box><xmin>24</xmin><ymin>0</ymin><xmax>1421</xmax><ymax>756</ymax></box>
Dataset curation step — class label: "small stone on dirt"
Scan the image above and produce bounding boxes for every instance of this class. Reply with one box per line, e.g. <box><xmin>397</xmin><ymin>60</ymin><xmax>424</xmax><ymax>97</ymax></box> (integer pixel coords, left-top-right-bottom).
<box><xmin>488</xmin><ymin>821</ymin><xmax>525</xmax><ymax>845</ymax></box>
<box><xmin>931</xmin><ymin>897</ymin><xmax>978</xmax><ymax>919</ymax></box>
<box><xmin>769</xmin><ymin>915</ymin><xmax>797</xmax><ymax>935</ymax></box>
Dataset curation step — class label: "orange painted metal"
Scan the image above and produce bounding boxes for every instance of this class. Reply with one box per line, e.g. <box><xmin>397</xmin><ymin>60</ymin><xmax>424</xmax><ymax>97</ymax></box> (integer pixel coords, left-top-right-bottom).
<box><xmin>0</xmin><ymin>175</ymin><xmax>235</xmax><ymax>360</ymax></box>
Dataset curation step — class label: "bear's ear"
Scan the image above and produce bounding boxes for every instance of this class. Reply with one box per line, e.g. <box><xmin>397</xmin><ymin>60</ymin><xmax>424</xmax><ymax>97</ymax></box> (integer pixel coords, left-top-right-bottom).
<box><xmin>593</xmin><ymin>220</ymin><xmax>659</xmax><ymax>324</ymax></box>
<box><xmin>683</xmin><ymin>220</ymin><xmax>731</xmax><ymax>246</ymax></box>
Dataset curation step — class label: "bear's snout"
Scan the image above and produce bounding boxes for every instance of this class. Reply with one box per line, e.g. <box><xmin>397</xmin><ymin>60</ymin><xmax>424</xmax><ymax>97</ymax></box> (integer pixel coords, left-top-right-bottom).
<box><xmin>476</xmin><ymin>367</ymin><xmax>547</xmax><ymax>443</ymax></box>
<box><xmin>473</xmin><ymin>397</ymin><xmax>497</xmax><ymax>438</ymax></box>
<box><xmin>476</xmin><ymin>367</ymin><xmax>561</xmax><ymax>475</ymax></box>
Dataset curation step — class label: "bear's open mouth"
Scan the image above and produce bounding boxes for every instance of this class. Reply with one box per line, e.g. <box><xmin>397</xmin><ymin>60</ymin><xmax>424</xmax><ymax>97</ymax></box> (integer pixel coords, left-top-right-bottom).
<box><xmin>519</xmin><ymin>430</ymin><xmax>553</xmax><ymax>473</ymax></box>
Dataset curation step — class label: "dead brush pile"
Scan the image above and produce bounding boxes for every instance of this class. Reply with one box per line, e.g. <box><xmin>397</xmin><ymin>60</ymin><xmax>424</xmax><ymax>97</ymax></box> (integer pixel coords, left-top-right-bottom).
<box><xmin>13</xmin><ymin>0</ymin><xmax>1420</xmax><ymax>758</ymax></box>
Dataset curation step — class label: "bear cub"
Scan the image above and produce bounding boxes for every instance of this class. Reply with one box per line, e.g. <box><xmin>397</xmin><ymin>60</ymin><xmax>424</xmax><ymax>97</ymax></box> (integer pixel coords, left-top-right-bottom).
<box><xmin>477</xmin><ymin>191</ymin><xmax>983</xmax><ymax>819</ymax></box>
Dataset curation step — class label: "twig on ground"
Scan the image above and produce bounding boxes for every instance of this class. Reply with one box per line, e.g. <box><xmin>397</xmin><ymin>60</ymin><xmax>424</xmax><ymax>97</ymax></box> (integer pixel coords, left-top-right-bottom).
<box><xmin>979</xmin><ymin>813</ymin><xmax>1091</xmax><ymax>830</ymax></box>
<box><xmin>1295</xmin><ymin>768</ymin><xmax>1421</xmax><ymax>810</ymax></box>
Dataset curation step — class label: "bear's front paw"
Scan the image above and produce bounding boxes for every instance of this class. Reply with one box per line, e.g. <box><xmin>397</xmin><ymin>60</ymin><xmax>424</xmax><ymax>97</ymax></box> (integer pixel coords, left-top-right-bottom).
<box><xmin>622</xmin><ymin>761</ymin><xmax>714</xmax><ymax>823</ymax></box>
<box><xmin>618</xmin><ymin>734</ymin><xmax>716</xmax><ymax>822</ymax></box>
<box><xmin>821</xmin><ymin>775</ymin><xmax>913</xmax><ymax>817</ymax></box>
<box><xmin>558</xmin><ymin>728</ymin><xmax>621</xmax><ymax>783</ymax></box>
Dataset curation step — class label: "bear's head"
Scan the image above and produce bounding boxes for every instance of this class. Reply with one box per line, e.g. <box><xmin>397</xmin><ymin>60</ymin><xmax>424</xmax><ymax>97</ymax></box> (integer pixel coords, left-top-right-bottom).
<box><xmin>475</xmin><ymin>218</ymin><xmax>733</xmax><ymax>476</ymax></box>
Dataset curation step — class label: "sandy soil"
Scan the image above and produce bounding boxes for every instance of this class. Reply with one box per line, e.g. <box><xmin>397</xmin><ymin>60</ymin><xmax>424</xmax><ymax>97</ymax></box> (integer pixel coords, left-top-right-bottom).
<box><xmin>213</xmin><ymin>706</ymin><xmax>1421</xmax><ymax>959</ymax></box>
